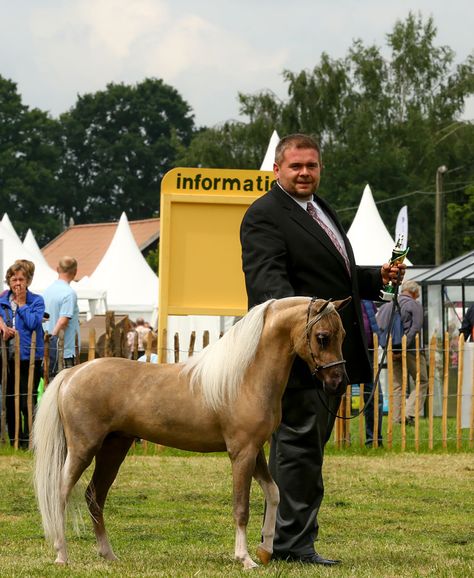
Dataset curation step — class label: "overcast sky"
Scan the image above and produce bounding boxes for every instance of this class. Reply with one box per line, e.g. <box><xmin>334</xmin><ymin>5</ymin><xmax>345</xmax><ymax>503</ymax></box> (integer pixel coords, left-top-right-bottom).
<box><xmin>1</xmin><ymin>0</ymin><xmax>472</xmax><ymax>127</ymax></box>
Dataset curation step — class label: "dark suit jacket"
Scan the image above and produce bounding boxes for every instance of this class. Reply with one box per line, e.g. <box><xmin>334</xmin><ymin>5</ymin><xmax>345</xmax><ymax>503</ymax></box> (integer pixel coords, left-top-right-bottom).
<box><xmin>240</xmin><ymin>183</ymin><xmax>382</xmax><ymax>385</ymax></box>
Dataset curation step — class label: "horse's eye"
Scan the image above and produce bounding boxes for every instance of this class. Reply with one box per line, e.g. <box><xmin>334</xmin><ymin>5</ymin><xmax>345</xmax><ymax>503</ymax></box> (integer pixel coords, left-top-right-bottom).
<box><xmin>317</xmin><ymin>333</ymin><xmax>329</xmax><ymax>347</ymax></box>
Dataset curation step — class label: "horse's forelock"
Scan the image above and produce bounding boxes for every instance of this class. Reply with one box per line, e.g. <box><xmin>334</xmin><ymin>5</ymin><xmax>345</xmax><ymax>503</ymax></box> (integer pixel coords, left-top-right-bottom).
<box><xmin>307</xmin><ymin>300</ymin><xmax>337</xmax><ymax>332</ymax></box>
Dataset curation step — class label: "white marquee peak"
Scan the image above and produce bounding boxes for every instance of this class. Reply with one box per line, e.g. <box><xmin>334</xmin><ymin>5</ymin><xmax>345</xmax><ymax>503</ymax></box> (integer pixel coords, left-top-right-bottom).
<box><xmin>260</xmin><ymin>130</ymin><xmax>280</xmax><ymax>171</ymax></box>
<box><xmin>87</xmin><ymin>212</ymin><xmax>158</xmax><ymax>316</ymax></box>
<box><xmin>347</xmin><ymin>184</ymin><xmax>412</xmax><ymax>266</ymax></box>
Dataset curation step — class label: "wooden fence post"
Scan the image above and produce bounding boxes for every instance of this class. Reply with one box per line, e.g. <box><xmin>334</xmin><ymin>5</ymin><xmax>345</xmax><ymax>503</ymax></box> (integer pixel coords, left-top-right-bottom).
<box><xmin>456</xmin><ymin>333</ymin><xmax>464</xmax><ymax>450</ymax></box>
<box><xmin>345</xmin><ymin>385</ymin><xmax>351</xmax><ymax>446</ymax></box>
<box><xmin>57</xmin><ymin>331</ymin><xmax>64</xmax><ymax>373</ymax></box>
<box><xmin>88</xmin><ymin>328</ymin><xmax>96</xmax><ymax>361</ymax></box>
<box><xmin>400</xmin><ymin>334</ymin><xmax>407</xmax><ymax>451</ymax></box>
<box><xmin>188</xmin><ymin>331</ymin><xmax>196</xmax><ymax>358</ymax></box>
<box><xmin>442</xmin><ymin>332</ymin><xmax>449</xmax><ymax>449</ymax></box>
<box><xmin>0</xmin><ymin>339</ymin><xmax>7</xmax><ymax>444</ymax></box>
<box><xmin>131</xmin><ymin>331</ymin><xmax>138</xmax><ymax>360</ymax></box>
<box><xmin>43</xmin><ymin>333</ymin><xmax>50</xmax><ymax>387</ymax></box>
<box><xmin>428</xmin><ymin>333</ymin><xmax>437</xmax><ymax>450</ymax></box>
<box><xmin>174</xmin><ymin>333</ymin><xmax>179</xmax><ymax>363</ymax></box>
<box><xmin>145</xmin><ymin>331</ymin><xmax>153</xmax><ymax>362</ymax></box>
<box><xmin>104</xmin><ymin>311</ymin><xmax>115</xmax><ymax>357</ymax></box>
<box><xmin>387</xmin><ymin>338</ymin><xmax>393</xmax><ymax>449</ymax></box>
<box><xmin>13</xmin><ymin>333</ymin><xmax>20</xmax><ymax>450</ymax></box>
<box><xmin>414</xmin><ymin>333</ymin><xmax>420</xmax><ymax>451</ymax></box>
<box><xmin>27</xmin><ymin>331</ymin><xmax>36</xmax><ymax>449</ymax></box>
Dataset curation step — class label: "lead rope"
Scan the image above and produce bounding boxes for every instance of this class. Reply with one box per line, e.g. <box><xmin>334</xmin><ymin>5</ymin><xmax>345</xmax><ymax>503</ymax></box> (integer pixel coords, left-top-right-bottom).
<box><xmin>314</xmin><ymin>270</ymin><xmax>402</xmax><ymax>421</ymax></box>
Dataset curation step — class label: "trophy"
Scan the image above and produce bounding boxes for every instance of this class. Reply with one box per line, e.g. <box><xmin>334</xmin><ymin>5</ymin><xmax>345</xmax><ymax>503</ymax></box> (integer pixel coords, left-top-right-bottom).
<box><xmin>380</xmin><ymin>235</ymin><xmax>409</xmax><ymax>301</ymax></box>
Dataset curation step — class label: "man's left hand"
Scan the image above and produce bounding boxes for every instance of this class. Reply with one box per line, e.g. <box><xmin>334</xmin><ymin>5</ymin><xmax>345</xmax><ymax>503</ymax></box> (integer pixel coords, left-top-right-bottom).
<box><xmin>381</xmin><ymin>262</ymin><xmax>406</xmax><ymax>286</ymax></box>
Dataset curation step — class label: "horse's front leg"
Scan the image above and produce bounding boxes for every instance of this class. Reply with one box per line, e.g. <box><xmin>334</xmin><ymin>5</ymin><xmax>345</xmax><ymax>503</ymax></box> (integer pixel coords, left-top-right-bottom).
<box><xmin>230</xmin><ymin>447</ymin><xmax>259</xmax><ymax>569</ymax></box>
<box><xmin>253</xmin><ymin>447</ymin><xmax>279</xmax><ymax>565</ymax></box>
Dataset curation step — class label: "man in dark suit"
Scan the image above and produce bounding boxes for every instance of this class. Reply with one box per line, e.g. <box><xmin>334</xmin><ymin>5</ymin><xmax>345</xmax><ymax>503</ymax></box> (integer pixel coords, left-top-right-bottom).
<box><xmin>240</xmin><ymin>133</ymin><xmax>404</xmax><ymax>565</ymax></box>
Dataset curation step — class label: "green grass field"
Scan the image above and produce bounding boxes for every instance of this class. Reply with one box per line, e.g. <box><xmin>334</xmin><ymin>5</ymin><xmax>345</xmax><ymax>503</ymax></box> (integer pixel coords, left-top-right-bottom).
<box><xmin>0</xmin><ymin>447</ymin><xmax>473</xmax><ymax>577</ymax></box>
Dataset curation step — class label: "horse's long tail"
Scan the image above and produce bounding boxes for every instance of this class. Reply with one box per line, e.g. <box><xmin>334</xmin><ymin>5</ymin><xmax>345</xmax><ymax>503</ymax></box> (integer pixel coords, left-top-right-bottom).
<box><xmin>32</xmin><ymin>372</ymin><xmax>68</xmax><ymax>545</ymax></box>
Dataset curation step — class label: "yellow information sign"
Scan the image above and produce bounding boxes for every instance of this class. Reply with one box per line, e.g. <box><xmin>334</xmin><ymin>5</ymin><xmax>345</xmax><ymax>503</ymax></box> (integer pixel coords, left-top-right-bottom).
<box><xmin>158</xmin><ymin>167</ymin><xmax>273</xmax><ymax>361</ymax></box>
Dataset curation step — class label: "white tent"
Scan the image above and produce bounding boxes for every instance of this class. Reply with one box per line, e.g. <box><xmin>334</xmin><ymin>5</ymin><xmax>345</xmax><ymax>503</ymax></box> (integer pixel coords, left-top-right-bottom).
<box><xmin>2</xmin><ymin>213</ymin><xmax>23</xmax><ymax>245</ymax></box>
<box><xmin>72</xmin><ymin>276</ymin><xmax>107</xmax><ymax>320</ymax></box>
<box><xmin>23</xmin><ymin>228</ymin><xmax>53</xmax><ymax>270</ymax></box>
<box><xmin>0</xmin><ymin>217</ymin><xmax>57</xmax><ymax>292</ymax></box>
<box><xmin>81</xmin><ymin>212</ymin><xmax>159</xmax><ymax>324</ymax></box>
<box><xmin>347</xmin><ymin>185</ymin><xmax>412</xmax><ymax>266</ymax></box>
<box><xmin>260</xmin><ymin>130</ymin><xmax>280</xmax><ymax>171</ymax></box>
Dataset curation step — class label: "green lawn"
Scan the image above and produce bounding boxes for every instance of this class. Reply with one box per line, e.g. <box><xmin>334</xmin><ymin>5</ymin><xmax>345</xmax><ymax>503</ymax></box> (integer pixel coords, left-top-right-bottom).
<box><xmin>0</xmin><ymin>448</ymin><xmax>472</xmax><ymax>577</ymax></box>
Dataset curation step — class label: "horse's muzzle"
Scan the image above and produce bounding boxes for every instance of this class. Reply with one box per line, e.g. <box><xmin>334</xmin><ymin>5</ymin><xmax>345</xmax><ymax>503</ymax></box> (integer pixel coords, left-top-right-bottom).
<box><xmin>314</xmin><ymin>365</ymin><xmax>348</xmax><ymax>396</ymax></box>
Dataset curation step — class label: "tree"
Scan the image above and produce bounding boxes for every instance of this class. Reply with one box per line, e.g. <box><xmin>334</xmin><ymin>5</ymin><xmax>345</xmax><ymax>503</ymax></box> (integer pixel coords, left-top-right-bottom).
<box><xmin>176</xmin><ymin>90</ymin><xmax>284</xmax><ymax>169</ymax></box>
<box><xmin>58</xmin><ymin>78</ymin><xmax>195</xmax><ymax>224</ymax></box>
<box><xmin>277</xmin><ymin>13</ymin><xmax>474</xmax><ymax>263</ymax></box>
<box><xmin>0</xmin><ymin>76</ymin><xmax>62</xmax><ymax>244</ymax></box>
<box><xmin>179</xmin><ymin>13</ymin><xmax>473</xmax><ymax>263</ymax></box>
<box><xmin>446</xmin><ymin>185</ymin><xmax>474</xmax><ymax>258</ymax></box>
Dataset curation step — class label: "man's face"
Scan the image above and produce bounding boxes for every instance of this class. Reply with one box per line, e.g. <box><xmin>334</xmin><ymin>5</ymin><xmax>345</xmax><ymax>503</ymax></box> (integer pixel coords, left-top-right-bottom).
<box><xmin>273</xmin><ymin>146</ymin><xmax>321</xmax><ymax>199</ymax></box>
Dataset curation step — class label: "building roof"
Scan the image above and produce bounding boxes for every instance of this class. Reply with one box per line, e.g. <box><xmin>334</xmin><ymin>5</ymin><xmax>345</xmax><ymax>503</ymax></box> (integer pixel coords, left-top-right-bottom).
<box><xmin>411</xmin><ymin>250</ymin><xmax>474</xmax><ymax>286</ymax></box>
<box><xmin>42</xmin><ymin>217</ymin><xmax>160</xmax><ymax>280</ymax></box>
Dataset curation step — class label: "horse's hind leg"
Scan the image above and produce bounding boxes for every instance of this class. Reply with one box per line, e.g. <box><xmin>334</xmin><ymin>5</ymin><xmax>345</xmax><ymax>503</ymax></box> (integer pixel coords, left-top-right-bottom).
<box><xmin>86</xmin><ymin>434</ymin><xmax>134</xmax><ymax>561</ymax></box>
<box><xmin>55</xmin><ymin>450</ymin><xmax>95</xmax><ymax>564</ymax></box>
<box><xmin>253</xmin><ymin>447</ymin><xmax>279</xmax><ymax>565</ymax></box>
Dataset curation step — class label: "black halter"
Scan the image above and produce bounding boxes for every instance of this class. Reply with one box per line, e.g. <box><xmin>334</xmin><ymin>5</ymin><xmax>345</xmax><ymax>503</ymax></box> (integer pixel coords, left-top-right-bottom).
<box><xmin>306</xmin><ymin>297</ymin><xmax>346</xmax><ymax>376</ymax></box>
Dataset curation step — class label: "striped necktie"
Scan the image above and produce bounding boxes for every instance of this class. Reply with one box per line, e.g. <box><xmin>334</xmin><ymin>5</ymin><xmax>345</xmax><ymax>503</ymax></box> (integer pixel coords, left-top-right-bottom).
<box><xmin>306</xmin><ymin>202</ymin><xmax>351</xmax><ymax>274</ymax></box>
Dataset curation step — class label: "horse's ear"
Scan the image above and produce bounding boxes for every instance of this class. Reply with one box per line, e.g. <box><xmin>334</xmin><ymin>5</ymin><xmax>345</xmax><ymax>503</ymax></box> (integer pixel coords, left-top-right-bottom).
<box><xmin>315</xmin><ymin>299</ymin><xmax>330</xmax><ymax>315</ymax></box>
<box><xmin>332</xmin><ymin>296</ymin><xmax>352</xmax><ymax>311</ymax></box>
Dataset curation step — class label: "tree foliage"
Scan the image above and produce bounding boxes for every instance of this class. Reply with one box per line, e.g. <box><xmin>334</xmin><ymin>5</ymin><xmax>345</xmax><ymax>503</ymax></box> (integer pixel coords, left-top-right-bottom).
<box><xmin>0</xmin><ymin>76</ymin><xmax>62</xmax><ymax>244</ymax></box>
<box><xmin>0</xmin><ymin>14</ymin><xmax>472</xmax><ymax>264</ymax></box>
<box><xmin>58</xmin><ymin>78</ymin><xmax>195</xmax><ymax>224</ymax></box>
<box><xmin>176</xmin><ymin>90</ymin><xmax>283</xmax><ymax>169</ymax></box>
<box><xmin>181</xmin><ymin>12</ymin><xmax>474</xmax><ymax>264</ymax></box>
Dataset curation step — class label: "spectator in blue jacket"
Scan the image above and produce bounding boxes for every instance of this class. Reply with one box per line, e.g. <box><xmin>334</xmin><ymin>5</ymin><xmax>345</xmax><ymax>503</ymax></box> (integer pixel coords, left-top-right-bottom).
<box><xmin>0</xmin><ymin>260</ymin><xmax>44</xmax><ymax>448</ymax></box>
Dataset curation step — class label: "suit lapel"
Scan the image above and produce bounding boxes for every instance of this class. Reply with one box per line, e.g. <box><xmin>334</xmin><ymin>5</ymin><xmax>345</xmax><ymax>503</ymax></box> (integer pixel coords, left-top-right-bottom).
<box><xmin>270</xmin><ymin>185</ymin><xmax>353</xmax><ymax>276</ymax></box>
<box><xmin>316</xmin><ymin>194</ymin><xmax>356</xmax><ymax>268</ymax></box>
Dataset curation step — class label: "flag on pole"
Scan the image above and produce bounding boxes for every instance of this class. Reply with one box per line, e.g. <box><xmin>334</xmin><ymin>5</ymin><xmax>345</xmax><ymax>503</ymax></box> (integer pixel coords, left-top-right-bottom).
<box><xmin>395</xmin><ymin>206</ymin><xmax>408</xmax><ymax>249</ymax></box>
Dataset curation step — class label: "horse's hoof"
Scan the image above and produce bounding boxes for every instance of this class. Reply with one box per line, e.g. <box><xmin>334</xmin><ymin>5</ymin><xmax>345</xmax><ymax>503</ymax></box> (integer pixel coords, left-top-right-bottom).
<box><xmin>243</xmin><ymin>559</ymin><xmax>258</xmax><ymax>570</ymax></box>
<box><xmin>256</xmin><ymin>546</ymin><xmax>272</xmax><ymax>565</ymax></box>
<box><xmin>54</xmin><ymin>557</ymin><xmax>68</xmax><ymax>565</ymax></box>
<box><xmin>99</xmin><ymin>551</ymin><xmax>118</xmax><ymax>562</ymax></box>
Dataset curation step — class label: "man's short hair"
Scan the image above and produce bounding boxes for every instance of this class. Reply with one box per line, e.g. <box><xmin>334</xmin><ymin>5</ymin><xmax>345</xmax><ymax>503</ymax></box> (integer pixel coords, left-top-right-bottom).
<box><xmin>275</xmin><ymin>134</ymin><xmax>321</xmax><ymax>165</ymax></box>
<box><xmin>58</xmin><ymin>256</ymin><xmax>78</xmax><ymax>274</ymax></box>
<box><xmin>401</xmin><ymin>280</ymin><xmax>420</xmax><ymax>295</ymax></box>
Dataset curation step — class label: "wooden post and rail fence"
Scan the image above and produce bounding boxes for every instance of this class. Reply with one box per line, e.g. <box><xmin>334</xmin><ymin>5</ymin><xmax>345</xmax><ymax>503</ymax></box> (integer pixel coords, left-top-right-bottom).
<box><xmin>0</xmin><ymin>312</ymin><xmax>472</xmax><ymax>452</ymax></box>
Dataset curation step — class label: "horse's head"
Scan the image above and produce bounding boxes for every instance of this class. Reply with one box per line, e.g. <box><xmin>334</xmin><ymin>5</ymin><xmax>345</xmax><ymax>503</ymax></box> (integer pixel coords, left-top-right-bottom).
<box><xmin>299</xmin><ymin>296</ymin><xmax>351</xmax><ymax>396</ymax></box>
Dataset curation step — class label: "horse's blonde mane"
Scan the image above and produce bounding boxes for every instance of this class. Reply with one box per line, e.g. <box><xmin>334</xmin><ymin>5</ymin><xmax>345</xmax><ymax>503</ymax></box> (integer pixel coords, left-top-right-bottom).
<box><xmin>182</xmin><ymin>299</ymin><xmax>275</xmax><ymax>411</ymax></box>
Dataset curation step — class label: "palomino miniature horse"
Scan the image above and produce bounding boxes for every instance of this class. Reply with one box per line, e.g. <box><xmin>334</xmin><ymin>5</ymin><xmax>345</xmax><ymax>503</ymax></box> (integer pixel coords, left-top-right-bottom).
<box><xmin>33</xmin><ymin>296</ymin><xmax>350</xmax><ymax>569</ymax></box>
